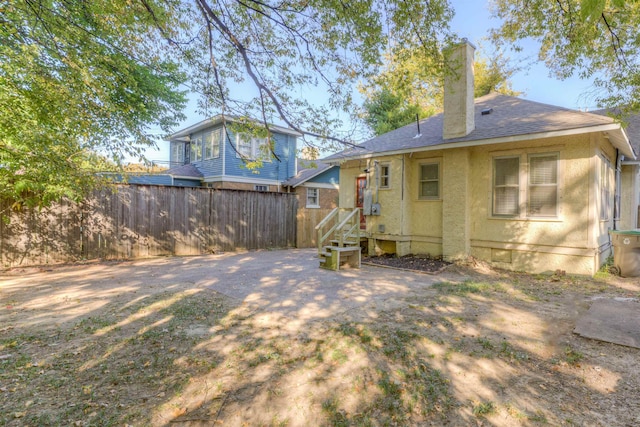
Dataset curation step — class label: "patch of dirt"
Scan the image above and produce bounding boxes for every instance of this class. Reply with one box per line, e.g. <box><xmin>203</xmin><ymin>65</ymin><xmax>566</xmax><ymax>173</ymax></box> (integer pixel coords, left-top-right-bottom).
<box><xmin>1</xmin><ymin>255</ymin><xmax>640</xmax><ymax>426</ymax></box>
<box><xmin>363</xmin><ymin>253</ymin><xmax>451</xmax><ymax>273</ymax></box>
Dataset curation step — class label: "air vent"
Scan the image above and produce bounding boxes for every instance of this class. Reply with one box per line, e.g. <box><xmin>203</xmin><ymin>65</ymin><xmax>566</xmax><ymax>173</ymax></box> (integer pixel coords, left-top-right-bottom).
<box><xmin>481</xmin><ymin>108</ymin><xmax>493</xmax><ymax>115</ymax></box>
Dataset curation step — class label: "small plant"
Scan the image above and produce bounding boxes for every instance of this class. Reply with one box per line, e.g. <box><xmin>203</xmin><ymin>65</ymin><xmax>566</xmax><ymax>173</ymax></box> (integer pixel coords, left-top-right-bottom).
<box><xmin>564</xmin><ymin>347</ymin><xmax>584</xmax><ymax>366</ymax></box>
<box><xmin>330</xmin><ymin>348</ymin><xmax>347</xmax><ymax>364</ymax></box>
<box><xmin>433</xmin><ymin>280</ymin><xmax>503</xmax><ymax>295</ymax></box>
<box><xmin>321</xmin><ymin>397</ymin><xmax>349</xmax><ymax>427</ymax></box>
<box><xmin>473</xmin><ymin>401</ymin><xmax>496</xmax><ymax>417</ymax></box>
<box><xmin>477</xmin><ymin>337</ymin><xmax>494</xmax><ymax>350</ymax></box>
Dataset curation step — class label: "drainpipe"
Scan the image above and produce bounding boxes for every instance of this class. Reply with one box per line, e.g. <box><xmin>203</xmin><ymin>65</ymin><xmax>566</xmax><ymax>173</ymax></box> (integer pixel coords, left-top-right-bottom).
<box><xmin>614</xmin><ymin>149</ymin><xmax>621</xmax><ymax>230</ymax></box>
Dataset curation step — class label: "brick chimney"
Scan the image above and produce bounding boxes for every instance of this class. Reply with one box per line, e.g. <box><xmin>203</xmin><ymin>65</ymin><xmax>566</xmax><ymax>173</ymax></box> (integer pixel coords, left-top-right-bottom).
<box><xmin>443</xmin><ymin>39</ymin><xmax>475</xmax><ymax>139</ymax></box>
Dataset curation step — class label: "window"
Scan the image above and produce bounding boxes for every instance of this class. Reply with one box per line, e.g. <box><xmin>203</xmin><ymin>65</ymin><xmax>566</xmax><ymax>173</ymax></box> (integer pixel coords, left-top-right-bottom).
<box><xmin>306</xmin><ymin>188</ymin><xmax>319</xmax><ymax>208</ymax></box>
<box><xmin>190</xmin><ymin>135</ymin><xmax>202</xmax><ymax>162</ymax></box>
<box><xmin>204</xmin><ymin>129</ymin><xmax>222</xmax><ymax>159</ymax></box>
<box><xmin>380</xmin><ymin>164</ymin><xmax>390</xmax><ymax>188</ymax></box>
<box><xmin>600</xmin><ymin>155</ymin><xmax>612</xmax><ymax>220</ymax></box>
<box><xmin>171</xmin><ymin>142</ymin><xmax>185</xmax><ymax>165</ymax></box>
<box><xmin>236</xmin><ymin>134</ymin><xmax>271</xmax><ymax>161</ymax></box>
<box><xmin>254</xmin><ymin>185</ymin><xmax>269</xmax><ymax>192</ymax></box>
<box><xmin>419</xmin><ymin>163</ymin><xmax>440</xmax><ymax>199</ymax></box>
<box><xmin>493</xmin><ymin>157</ymin><xmax>520</xmax><ymax>216</ymax></box>
<box><xmin>492</xmin><ymin>153</ymin><xmax>559</xmax><ymax>218</ymax></box>
<box><xmin>528</xmin><ymin>154</ymin><xmax>558</xmax><ymax>217</ymax></box>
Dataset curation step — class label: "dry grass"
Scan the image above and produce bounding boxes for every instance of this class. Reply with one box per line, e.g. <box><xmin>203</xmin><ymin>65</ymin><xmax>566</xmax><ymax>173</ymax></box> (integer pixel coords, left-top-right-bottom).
<box><xmin>1</xmin><ymin>260</ymin><xmax>639</xmax><ymax>426</ymax></box>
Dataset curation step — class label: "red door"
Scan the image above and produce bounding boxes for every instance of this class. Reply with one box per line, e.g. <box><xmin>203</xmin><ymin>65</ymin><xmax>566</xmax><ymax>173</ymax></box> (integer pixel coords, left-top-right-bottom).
<box><xmin>356</xmin><ymin>177</ymin><xmax>367</xmax><ymax>229</ymax></box>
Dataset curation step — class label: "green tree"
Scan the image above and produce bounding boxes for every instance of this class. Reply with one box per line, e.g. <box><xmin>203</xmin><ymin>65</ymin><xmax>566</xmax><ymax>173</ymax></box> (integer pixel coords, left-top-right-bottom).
<box><xmin>491</xmin><ymin>0</ymin><xmax>640</xmax><ymax>112</ymax></box>
<box><xmin>2</xmin><ymin>0</ymin><xmax>457</xmax><ymax>207</ymax></box>
<box><xmin>361</xmin><ymin>47</ymin><xmax>519</xmax><ymax>135</ymax></box>
<box><xmin>363</xmin><ymin>89</ymin><xmax>430</xmax><ymax>136</ymax></box>
<box><xmin>1</xmin><ymin>0</ymin><xmax>187</xmax><ymax>208</ymax></box>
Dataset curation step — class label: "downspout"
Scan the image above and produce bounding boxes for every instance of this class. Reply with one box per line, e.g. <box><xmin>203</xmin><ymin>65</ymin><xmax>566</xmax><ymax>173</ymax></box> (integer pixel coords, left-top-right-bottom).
<box><xmin>614</xmin><ymin>148</ymin><xmax>621</xmax><ymax>230</ymax></box>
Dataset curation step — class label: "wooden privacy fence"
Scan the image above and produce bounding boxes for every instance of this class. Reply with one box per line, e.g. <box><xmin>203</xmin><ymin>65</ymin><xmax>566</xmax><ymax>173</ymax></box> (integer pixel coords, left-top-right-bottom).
<box><xmin>296</xmin><ymin>208</ymin><xmax>335</xmax><ymax>248</ymax></box>
<box><xmin>0</xmin><ymin>184</ymin><xmax>297</xmax><ymax>267</ymax></box>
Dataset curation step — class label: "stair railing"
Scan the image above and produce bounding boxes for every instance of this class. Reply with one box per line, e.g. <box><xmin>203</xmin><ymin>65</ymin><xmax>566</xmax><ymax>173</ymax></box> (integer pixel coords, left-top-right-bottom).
<box><xmin>315</xmin><ymin>207</ymin><xmax>360</xmax><ymax>255</ymax></box>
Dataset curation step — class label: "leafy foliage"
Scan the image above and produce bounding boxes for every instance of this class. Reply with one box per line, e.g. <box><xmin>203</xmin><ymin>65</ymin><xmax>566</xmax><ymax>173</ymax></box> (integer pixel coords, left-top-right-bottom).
<box><xmin>1</xmin><ymin>0</ymin><xmax>458</xmax><ymax>208</ymax></box>
<box><xmin>491</xmin><ymin>0</ymin><xmax>640</xmax><ymax>113</ymax></box>
<box><xmin>0</xmin><ymin>0</ymin><xmax>187</xmax><ymax>208</ymax></box>
<box><xmin>188</xmin><ymin>0</ymin><xmax>455</xmax><ymax>150</ymax></box>
<box><xmin>361</xmin><ymin>47</ymin><xmax>519</xmax><ymax>135</ymax></box>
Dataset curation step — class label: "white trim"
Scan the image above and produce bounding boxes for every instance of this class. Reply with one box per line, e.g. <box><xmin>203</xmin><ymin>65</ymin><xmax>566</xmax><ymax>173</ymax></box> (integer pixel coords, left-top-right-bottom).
<box><xmin>291</xmin><ymin>165</ymin><xmax>335</xmax><ymax>187</ymax></box>
<box><xmin>326</xmin><ymin>124</ymin><xmax>635</xmax><ymax>163</ymax></box>
<box><xmin>201</xmin><ymin>175</ymin><xmax>281</xmax><ymax>185</ymax></box>
<box><xmin>167</xmin><ymin>115</ymin><xmax>302</xmax><ymax>141</ymax></box>
<box><xmin>299</xmin><ymin>182</ymin><xmax>339</xmax><ymax>190</ymax></box>
<box><xmin>305</xmin><ymin>187</ymin><xmax>320</xmax><ymax>208</ymax></box>
<box><xmin>221</xmin><ymin>126</ymin><xmax>226</xmax><ymax>175</ymax></box>
<box><xmin>171</xmin><ymin>175</ymin><xmax>203</xmax><ymax>181</ymax></box>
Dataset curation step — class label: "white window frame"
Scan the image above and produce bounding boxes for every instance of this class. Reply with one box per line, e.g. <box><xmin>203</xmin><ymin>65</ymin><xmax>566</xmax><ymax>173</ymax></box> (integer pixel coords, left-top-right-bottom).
<box><xmin>236</xmin><ymin>134</ymin><xmax>271</xmax><ymax>161</ymax></box>
<box><xmin>599</xmin><ymin>154</ymin><xmax>613</xmax><ymax>221</ymax></box>
<box><xmin>418</xmin><ymin>162</ymin><xmax>440</xmax><ymax>200</ymax></box>
<box><xmin>491</xmin><ymin>152</ymin><xmax>560</xmax><ymax>219</ymax></box>
<box><xmin>379</xmin><ymin>163</ymin><xmax>390</xmax><ymax>189</ymax></box>
<box><xmin>204</xmin><ymin>128</ymin><xmax>222</xmax><ymax>160</ymax></box>
<box><xmin>306</xmin><ymin>188</ymin><xmax>320</xmax><ymax>208</ymax></box>
<box><xmin>190</xmin><ymin>135</ymin><xmax>203</xmax><ymax>163</ymax></box>
<box><xmin>254</xmin><ymin>185</ymin><xmax>269</xmax><ymax>192</ymax></box>
<box><xmin>171</xmin><ymin>141</ymin><xmax>185</xmax><ymax>165</ymax></box>
<box><xmin>493</xmin><ymin>156</ymin><xmax>520</xmax><ymax>216</ymax></box>
<box><xmin>527</xmin><ymin>153</ymin><xmax>559</xmax><ymax>218</ymax></box>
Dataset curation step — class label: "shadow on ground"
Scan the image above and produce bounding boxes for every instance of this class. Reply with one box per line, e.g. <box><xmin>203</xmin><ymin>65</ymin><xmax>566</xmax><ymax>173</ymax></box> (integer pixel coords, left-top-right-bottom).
<box><xmin>1</xmin><ymin>249</ymin><xmax>639</xmax><ymax>426</ymax></box>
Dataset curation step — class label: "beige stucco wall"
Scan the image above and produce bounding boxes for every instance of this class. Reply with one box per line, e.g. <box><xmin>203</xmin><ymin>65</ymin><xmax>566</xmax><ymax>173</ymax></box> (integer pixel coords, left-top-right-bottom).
<box><xmin>338</xmin><ymin>131</ymin><xmax>618</xmax><ymax>275</ymax></box>
<box><xmin>467</xmin><ymin>133</ymin><xmax>614</xmax><ymax>275</ymax></box>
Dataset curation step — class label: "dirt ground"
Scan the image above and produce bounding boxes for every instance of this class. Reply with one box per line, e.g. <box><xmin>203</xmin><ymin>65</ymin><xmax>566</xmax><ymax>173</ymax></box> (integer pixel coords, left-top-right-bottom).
<box><xmin>1</xmin><ymin>250</ymin><xmax>639</xmax><ymax>426</ymax></box>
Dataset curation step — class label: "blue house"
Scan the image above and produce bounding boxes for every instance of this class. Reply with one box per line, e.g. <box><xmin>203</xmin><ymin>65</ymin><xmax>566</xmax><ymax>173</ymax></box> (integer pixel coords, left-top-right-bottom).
<box><xmin>283</xmin><ymin>160</ymin><xmax>340</xmax><ymax>209</ymax></box>
<box><xmin>164</xmin><ymin>115</ymin><xmax>301</xmax><ymax>191</ymax></box>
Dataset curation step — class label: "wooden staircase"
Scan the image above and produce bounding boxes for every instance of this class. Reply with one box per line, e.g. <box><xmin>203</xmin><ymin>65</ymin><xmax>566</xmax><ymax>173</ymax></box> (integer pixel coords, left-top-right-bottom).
<box><xmin>315</xmin><ymin>208</ymin><xmax>361</xmax><ymax>271</ymax></box>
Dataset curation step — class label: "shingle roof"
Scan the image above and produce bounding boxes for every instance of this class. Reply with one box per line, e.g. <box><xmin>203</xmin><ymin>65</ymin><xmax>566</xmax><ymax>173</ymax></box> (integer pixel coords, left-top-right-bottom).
<box><xmin>283</xmin><ymin>160</ymin><xmax>334</xmax><ymax>187</ymax></box>
<box><xmin>326</xmin><ymin>93</ymin><xmax>625</xmax><ymax>161</ymax></box>
<box><xmin>165</xmin><ymin>163</ymin><xmax>204</xmax><ymax>179</ymax></box>
<box><xmin>592</xmin><ymin>108</ymin><xmax>640</xmax><ymax>159</ymax></box>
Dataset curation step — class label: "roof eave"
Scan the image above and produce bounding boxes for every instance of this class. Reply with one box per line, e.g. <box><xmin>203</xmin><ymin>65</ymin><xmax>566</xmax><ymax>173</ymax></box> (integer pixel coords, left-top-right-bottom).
<box><xmin>166</xmin><ymin>115</ymin><xmax>302</xmax><ymax>141</ymax></box>
<box><xmin>327</xmin><ymin>124</ymin><xmax>635</xmax><ymax>162</ymax></box>
<box><xmin>170</xmin><ymin>175</ymin><xmax>203</xmax><ymax>180</ymax></box>
<box><xmin>291</xmin><ymin>165</ymin><xmax>334</xmax><ymax>188</ymax></box>
<box><xmin>606</xmin><ymin>127</ymin><xmax>636</xmax><ymax>159</ymax></box>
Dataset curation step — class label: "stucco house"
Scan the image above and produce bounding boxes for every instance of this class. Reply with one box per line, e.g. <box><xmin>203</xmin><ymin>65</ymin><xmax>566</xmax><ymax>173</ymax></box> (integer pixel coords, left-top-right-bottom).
<box><xmin>593</xmin><ymin>109</ymin><xmax>640</xmax><ymax>230</ymax></box>
<box><xmin>324</xmin><ymin>40</ymin><xmax>636</xmax><ymax>276</ymax></box>
<box><xmin>163</xmin><ymin>115</ymin><xmax>301</xmax><ymax>191</ymax></box>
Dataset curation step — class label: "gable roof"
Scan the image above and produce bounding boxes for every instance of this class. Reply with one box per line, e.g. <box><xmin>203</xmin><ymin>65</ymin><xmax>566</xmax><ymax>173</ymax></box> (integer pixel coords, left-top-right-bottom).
<box><xmin>326</xmin><ymin>93</ymin><xmax>635</xmax><ymax>161</ymax></box>
<box><xmin>167</xmin><ymin>114</ymin><xmax>303</xmax><ymax>142</ymax></box>
<box><xmin>283</xmin><ymin>160</ymin><xmax>335</xmax><ymax>187</ymax></box>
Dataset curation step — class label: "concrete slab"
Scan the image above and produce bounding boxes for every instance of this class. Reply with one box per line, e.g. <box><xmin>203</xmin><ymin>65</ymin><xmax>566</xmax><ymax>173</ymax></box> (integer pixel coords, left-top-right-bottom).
<box><xmin>203</xmin><ymin>249</ymin><xmax>445</xmax><ymax>326</ymax></box>
<box><xmin>574</xmin><ymin>298</ymin><xmax>640</xmax><ymax>349</ymax></box>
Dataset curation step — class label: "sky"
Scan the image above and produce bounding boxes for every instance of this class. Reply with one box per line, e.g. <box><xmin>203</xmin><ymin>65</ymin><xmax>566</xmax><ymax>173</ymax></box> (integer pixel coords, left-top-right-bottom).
<box><xmin>140</xmin><ymin>0</ymin><xmax>600</xmax><ymax>164</ymax></box>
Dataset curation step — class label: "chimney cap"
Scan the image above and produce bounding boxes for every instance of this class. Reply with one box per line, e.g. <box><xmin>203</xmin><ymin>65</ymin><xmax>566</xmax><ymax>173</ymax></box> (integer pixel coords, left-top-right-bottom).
<box><xmin>459</xmin><ymin>37</ymin><xmax>477</xmax><ymax>50</ymax></box>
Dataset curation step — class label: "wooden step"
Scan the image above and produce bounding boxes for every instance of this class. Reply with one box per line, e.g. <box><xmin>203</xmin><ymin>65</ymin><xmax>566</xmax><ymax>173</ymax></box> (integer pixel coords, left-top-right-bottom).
<box><xmin>329</xmin><ymin>240</ymin><xmax>359</xmax><ymax>247</ymax></box>
<box><xmin>319</xmin><ymin>246</ymin><xmax>361</xmax><ymax>271</ymax></box>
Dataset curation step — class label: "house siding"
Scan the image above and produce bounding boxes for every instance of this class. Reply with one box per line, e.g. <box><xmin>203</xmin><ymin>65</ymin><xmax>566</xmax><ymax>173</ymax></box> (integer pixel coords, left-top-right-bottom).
<box><xmin>169</xmin><ymin>124</ymin><xmax>297</xmax><ymax>189</ymax></box>
<box><xmin>222</xmin><ymin>131</ymin><xmax>295</xmax><ymax>182</ymax></box>
<box><xmin>308</xmin><ymin>166</ymin><xmax>340</xmax><ymax>185</ymax></box>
